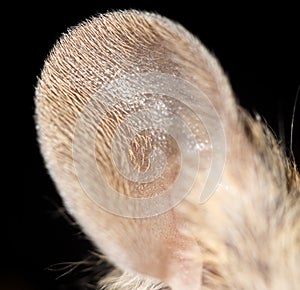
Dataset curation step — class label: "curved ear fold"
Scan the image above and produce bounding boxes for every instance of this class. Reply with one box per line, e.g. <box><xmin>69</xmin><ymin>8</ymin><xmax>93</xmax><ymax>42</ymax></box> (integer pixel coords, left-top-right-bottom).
<box><xmin>36</xmin><ymin>10</ymin><xmax>238</xmax><ymax>290</ymax></box>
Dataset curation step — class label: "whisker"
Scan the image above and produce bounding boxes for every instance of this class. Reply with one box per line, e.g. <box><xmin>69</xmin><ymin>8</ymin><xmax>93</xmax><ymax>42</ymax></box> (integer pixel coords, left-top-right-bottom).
<box><xmin>290</xmin><ymin>85</ymin><xmax>300</xmax><ymax>159</ymax></box>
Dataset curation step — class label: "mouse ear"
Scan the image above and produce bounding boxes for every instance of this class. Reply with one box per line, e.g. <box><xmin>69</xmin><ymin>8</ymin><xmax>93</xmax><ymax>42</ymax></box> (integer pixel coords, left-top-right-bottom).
<box><xmin>36</xmin><ymin>10</ymin><xmax>238</xmax><ymax>290</ymax></box>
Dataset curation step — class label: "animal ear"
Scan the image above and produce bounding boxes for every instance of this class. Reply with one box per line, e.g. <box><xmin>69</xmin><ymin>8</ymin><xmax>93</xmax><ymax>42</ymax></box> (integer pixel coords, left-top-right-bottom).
<box><xmin>36</xmin><ymin>10</ymin><xmax>241</xmax><ymax>290</ymax></box>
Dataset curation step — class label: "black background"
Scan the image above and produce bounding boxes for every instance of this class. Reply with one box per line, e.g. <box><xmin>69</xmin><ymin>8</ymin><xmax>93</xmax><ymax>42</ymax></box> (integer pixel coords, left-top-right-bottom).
<box><xmin>5</xmin><ymin>1</ymin><xmax>300</xmax><ymax>290</ymax></box>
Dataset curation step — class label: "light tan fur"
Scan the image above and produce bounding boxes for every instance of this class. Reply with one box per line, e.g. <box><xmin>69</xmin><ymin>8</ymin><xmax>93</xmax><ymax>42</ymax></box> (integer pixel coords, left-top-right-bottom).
<box><xmin>35</xmin><ymin>10</ymin><xmax>300</xmax><ymax>290</ymax></box>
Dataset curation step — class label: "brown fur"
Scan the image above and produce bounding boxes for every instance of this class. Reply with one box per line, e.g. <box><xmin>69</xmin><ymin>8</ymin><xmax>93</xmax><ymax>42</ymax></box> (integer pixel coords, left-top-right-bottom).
<box><xmin>35</xmin><ymin>10</ymin><xmax>300</xmax><ymax>289</ymax></box>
